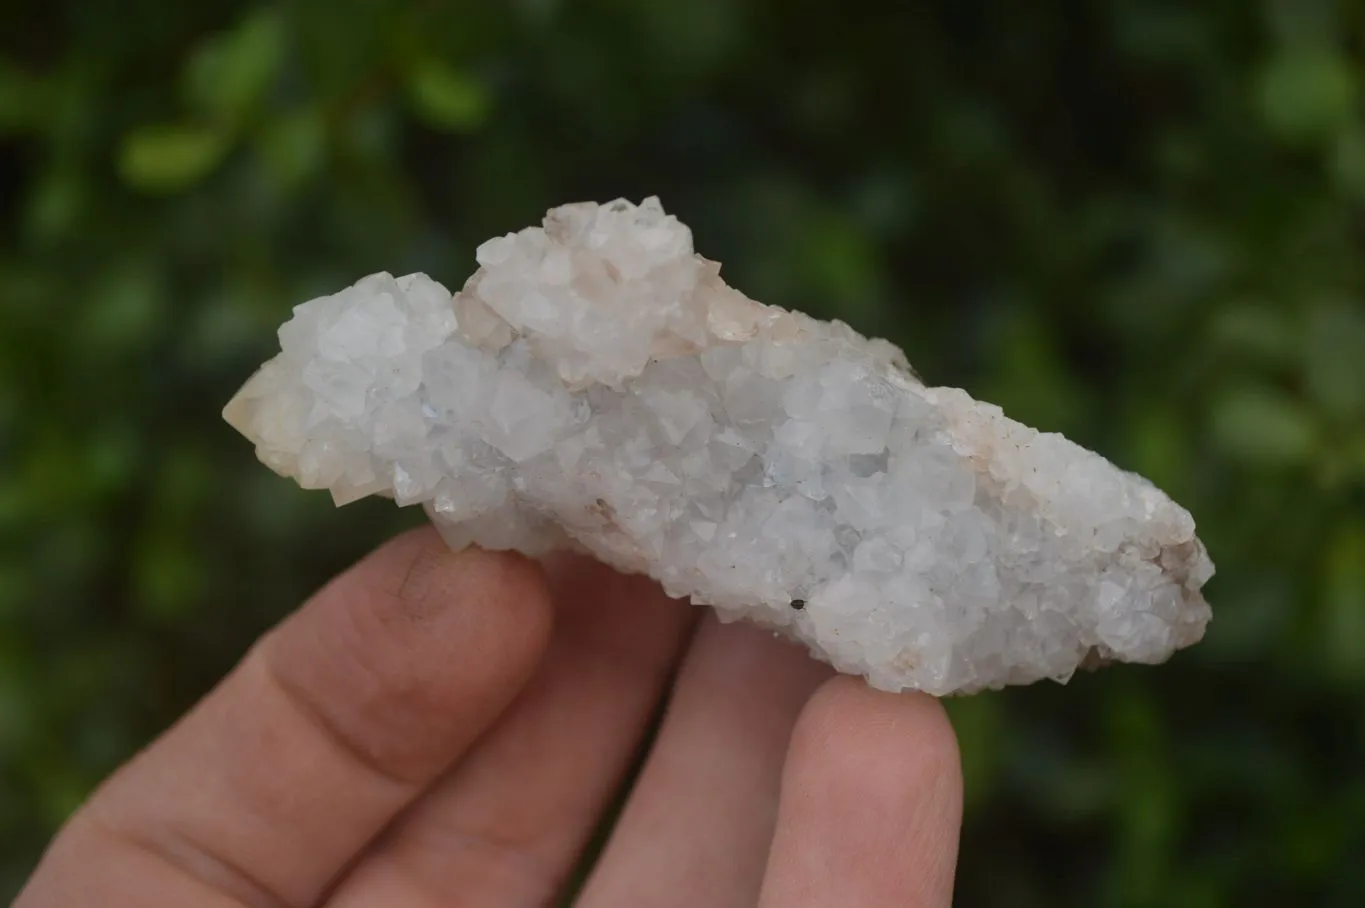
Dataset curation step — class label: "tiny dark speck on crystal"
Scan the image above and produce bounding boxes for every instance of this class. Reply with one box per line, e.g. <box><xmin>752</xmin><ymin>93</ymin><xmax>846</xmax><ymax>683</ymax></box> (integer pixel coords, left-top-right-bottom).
<box><xmin>790</xmin><ymin>598</ymin><xmax>806</xmax><ymax>610</ymax></box>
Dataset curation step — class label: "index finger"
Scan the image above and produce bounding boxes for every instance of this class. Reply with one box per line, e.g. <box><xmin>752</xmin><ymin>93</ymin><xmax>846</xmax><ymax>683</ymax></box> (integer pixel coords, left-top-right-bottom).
<box><xmin>16</xmin><ymin>527</ymin><xmax>554</xmax><ymax>908</ymax></box>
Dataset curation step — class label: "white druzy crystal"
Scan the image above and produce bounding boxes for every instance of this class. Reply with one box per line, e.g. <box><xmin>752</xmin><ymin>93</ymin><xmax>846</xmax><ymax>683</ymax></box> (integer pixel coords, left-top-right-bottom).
<box><xmin>225</xmin><ymin>197</ymin><xmax>1213</xmax><ymax>695</ymax></box>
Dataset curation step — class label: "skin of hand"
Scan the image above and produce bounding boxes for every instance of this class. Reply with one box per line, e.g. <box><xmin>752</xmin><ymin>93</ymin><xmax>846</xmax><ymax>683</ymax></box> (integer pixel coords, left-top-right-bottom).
<box><xmin>15</xmin><ymin>527</ymin><xmax>963</xmax><ymax>908</ymax></box>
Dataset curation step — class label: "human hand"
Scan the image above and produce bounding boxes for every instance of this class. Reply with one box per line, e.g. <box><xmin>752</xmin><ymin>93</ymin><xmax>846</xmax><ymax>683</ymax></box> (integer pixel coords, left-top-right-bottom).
<box><xmin>16</xmin><ymin>527</ymin><xmax>962</xmax><ymax>907</ymax></box>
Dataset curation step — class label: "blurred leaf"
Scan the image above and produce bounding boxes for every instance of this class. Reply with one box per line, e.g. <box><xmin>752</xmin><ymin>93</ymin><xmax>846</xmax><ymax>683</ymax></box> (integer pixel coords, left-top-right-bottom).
<box><xmin>85</xmin><ymin>425</ymin><xmax>139</xmax><ymax>500</ymax></box>
<box><xmin>512</xmin><ymin>0</ymin><xmax>561</xmax><ymax>27</ymax></box>
<box><xmin>1330</xmin><ymin>123</ymin><xmax>1365</xmax><ymax>199</ymax></box>
<box><xmin>1263</xmin><ymin>0</ymin><xmax>1341</xmax><ymax>49</ymax></box>
<box><xmin>0</xmin><ymin>670</ymin><xmax>29</xmax><ymax>755</ymax></box>
<box><xmin>631</xmin><ymin>0</ymin><xmax>742</xmax><ymax>80</ymax></box>
<box><xmin>1127</xmin><ymin>406</ymin><xmax>1189</xmax><ymax>494</ymax></box>
<box><xmin>1210</xmin><ymin>385</ymin><xmax>1317</xmax><ymax>467</ymax></box>
<box><xmin>0</xmin><ymin>63</ymin><xmax>49</xmax><ymax>135</ymax></box>
<box><xmin>848</xmin><ymin>169</ymin><xmax>918</xmax><ymax>237</ymax></box>
<box><xmin>945</xmin><ymin>694</ymin><xmax>1004</xmax><ymax>810</ymax></box>
<box><xmin>117</xmin><ymin>123</ymin><xmax>230</xmax><ymax>193</ymax></box>
<box><xmin>1208</xmin><ymin>304</ymin><xmax>1298</xmax><ymax>366</ymax></box>
<box><xmin>1322</xmin><ymin>521</ymin><xmax>1365</xmax><ymax>683</ymax></box>
<box><xmin>801</xmin><ymin>212</ymin><xmax>881</xmax><ymax>319</ymax></box>
<box><xmin>1303</xmin><ymin>304</ymin><xmax>1365</xmax><ymax>418</ymax></box>
<box><xmin>1198</xmin><ymin>573</ymin><xmax>1293</xmax><ymax>662</ymax></box>
<box><xmin>183</xmin><ymin>284</ymin><xmax>279</xmax><ymax>364</ymax></box>
<box><xmin>342</xmin><ymin>103</ymin><xmax>400</xmax><ymax>161</ymax></box>
<box><xmin>1257</xmin><ymin>49</ymin><xmax>1357</xmax><ymax>144</ymax></box>
<box><xmin>0</xmin><ymin>563</ymin><xmax>25</xmax><ymax>621</ymax></box>
<box><xmin>78</xmin><ymin>261</ymin><xmax>165</xmax><ymax>355</ymax></box>
<box><xmin>183</xmin><ymin>7</ymin><xmax>286</xmax><ymax>125</ymax></box>
<box><xmin>0</xmin><ymin>479</ymin><xmax>29</xmax><ymax>533</ymax></box>
<box><xmin>1111</xmin><ymin>7</ymin><xmax>1205</xmax><ymax>64</ymax></box>
<box><xmin>257</xmin><ymin>106</ymin><xmax>325</xmax><ymax>187</ymax></box>
<box><xmin>33</xmin><ymin>764</ymin><xmax>93</xmax><ymax>830</ymax></box>
<box><xmin>980</xmin><ymin>305</ymin><xmax>1086</xmax><ymax>435</ymax></box>
<box><xmin>404</xmin><ymin>58</ymin><xmax>490</xmax><ymax>133</ymax></box>
<box><xmin>23</xmin><ymin>168</ymin><xmax>86</xmax><ymax>242</ymax></box>
<box><xmin>133</xmin><ymin>533</ymin><xmax>203</xmax><ymax>622</ymax></box>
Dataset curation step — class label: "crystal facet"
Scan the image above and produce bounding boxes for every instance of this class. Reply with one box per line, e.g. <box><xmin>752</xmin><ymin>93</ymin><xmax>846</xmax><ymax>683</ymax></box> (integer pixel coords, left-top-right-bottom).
<box><xmin>225</xmin><ymin>197</ymin><xmax>1214</xmax><ymax>695</ymax></box>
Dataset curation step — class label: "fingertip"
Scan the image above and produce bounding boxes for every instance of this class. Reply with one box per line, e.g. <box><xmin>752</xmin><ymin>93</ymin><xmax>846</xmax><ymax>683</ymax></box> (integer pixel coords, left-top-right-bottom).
<box><xmin>322</xmin><ymin>528</ymin><xmax>556</xmax><ymax>679</ymax></box>
<box><xmin>791</xmin><ymin>676</ymin><xmax>962</xmax><ymax>791</ymax></box>
<box><xmin>759</xmin><ymin>676</ymin><xmax>963</xmax><ymax>908</ymax></box>
<box><xmin>365</xmin><ymin>527</ymin><xmax>552</xmax><ymax>618</ymax></box>
<box><xmin>388</xmin><ymin>529</ymin><xmax>556</xmax><ymax>656</ymax></box>
<box><xmin>264</xmin><ymin>530</ymin><xmax>558</xmax><ymax>787</ymax></box>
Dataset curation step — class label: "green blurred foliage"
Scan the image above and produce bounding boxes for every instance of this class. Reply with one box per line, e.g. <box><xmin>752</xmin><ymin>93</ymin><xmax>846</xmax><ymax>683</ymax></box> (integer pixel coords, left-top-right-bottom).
<box><xmin>2</xmin><ymin>0</ymin><xmax>1364</xmax><ymax>903</ymax></box>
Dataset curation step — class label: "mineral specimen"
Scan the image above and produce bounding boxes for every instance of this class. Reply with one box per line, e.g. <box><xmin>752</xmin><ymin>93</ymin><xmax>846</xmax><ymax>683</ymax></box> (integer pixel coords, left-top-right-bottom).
<box><xmin>224</xmin><ymin>197</ymin><xmax>1214</xmax><ymax>695</ymax></box>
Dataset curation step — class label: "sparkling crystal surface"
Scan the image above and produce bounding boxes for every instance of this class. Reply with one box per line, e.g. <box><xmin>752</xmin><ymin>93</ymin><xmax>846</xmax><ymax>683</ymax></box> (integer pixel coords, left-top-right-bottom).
<box><xmin>225</xmin><ymin>197</ymin><xmax>1214</xmax><ymax>695</ymax></box>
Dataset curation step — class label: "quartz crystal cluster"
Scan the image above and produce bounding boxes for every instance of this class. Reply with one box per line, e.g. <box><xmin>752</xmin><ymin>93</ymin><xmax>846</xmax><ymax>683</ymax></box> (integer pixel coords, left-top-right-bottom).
<box><xmin>225</xmin><ymin>197</ymin><xmax>1214</xmax><ymax>695</ymax></box>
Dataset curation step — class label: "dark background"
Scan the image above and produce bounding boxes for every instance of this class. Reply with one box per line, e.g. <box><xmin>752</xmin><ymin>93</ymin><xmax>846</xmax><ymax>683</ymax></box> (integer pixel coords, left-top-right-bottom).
<box><xmin>3</xmin><ymin>1</ymin><xmax>1365</xmax><ymax>904</ymax></box>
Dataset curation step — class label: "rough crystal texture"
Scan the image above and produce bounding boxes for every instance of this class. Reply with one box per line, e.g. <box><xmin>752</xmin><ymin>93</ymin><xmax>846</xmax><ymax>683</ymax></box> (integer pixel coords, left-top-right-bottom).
<box><xmin>224</xmin><ymin>197</ymin><xmax>1214</xmax><ymax>695</ymax></box>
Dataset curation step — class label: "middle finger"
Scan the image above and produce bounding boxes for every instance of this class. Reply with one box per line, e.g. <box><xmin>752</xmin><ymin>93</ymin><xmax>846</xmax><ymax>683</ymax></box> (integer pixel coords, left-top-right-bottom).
<box><xmin>575</xmin><ymin>614</ymin><xmax>832</xmax><ymax>908</ymax></box>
